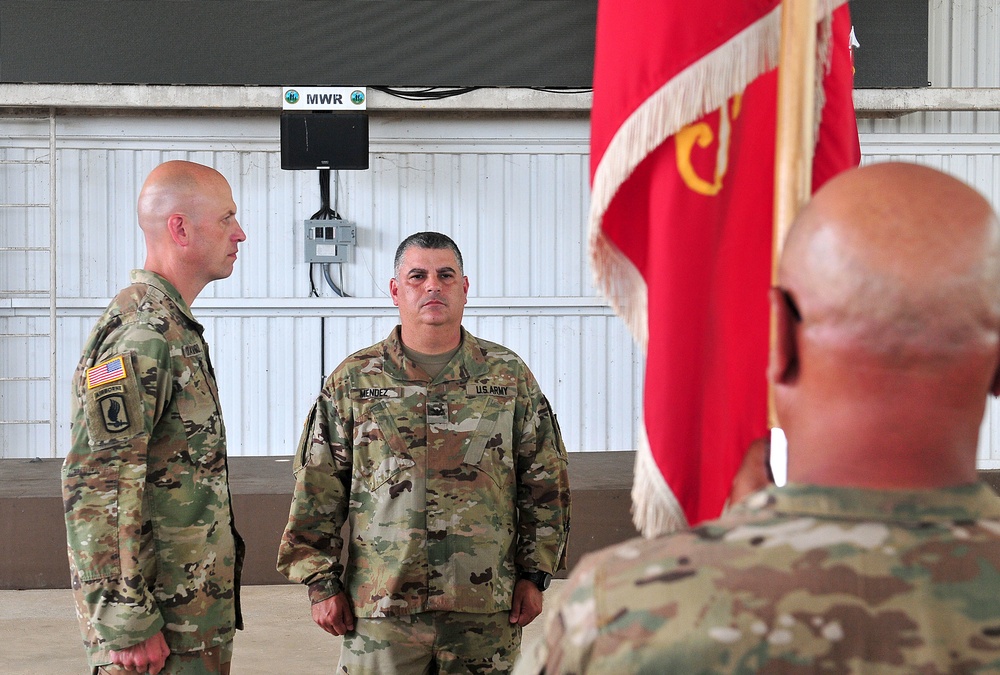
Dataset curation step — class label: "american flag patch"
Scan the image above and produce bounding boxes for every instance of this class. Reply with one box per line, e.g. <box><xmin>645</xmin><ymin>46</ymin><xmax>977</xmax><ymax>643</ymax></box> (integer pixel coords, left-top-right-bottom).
<box><xmin>87</xmin><ymin>355</ymin><xmax>127</xmax><ymax>389</ymax></box>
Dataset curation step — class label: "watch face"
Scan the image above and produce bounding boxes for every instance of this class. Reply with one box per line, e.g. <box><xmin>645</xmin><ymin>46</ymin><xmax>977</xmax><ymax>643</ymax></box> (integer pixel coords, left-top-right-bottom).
<box><xmin>523</xmin><ymin>571</ymin><xmax>551</xmax><ymax>591</ymax></box>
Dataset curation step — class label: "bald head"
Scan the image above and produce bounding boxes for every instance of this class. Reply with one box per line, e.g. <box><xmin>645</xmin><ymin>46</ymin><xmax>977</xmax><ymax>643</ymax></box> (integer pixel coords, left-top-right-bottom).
<box><xmin>774</xmin><ymin>162</ymin><xmax>1000</xmax><ymax>488</ymax></box>
<box><xmin>135</xmin><ymin>160</ymin><xmax>243</xmax><ymax>306</ymax></box>
<box><xmin>780</xmin><ymin>162</ymin><xmax>1000</xmax><ymax>364</ymax></box>
<box><xmin>137</xmin><ymin>160</ymin><xmax>229</xmax><ymax>236</ymax></box>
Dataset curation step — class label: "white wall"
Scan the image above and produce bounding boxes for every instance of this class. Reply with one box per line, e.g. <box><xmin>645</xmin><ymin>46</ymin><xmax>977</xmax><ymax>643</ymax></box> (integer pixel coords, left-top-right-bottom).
<box><xmin>0</xmin><ymin>113</ymin><xmax>643</xmax><ymax>458</ymax></box>
<box><xmin>4</xmin><ymin>0</ymin><xmax>1000</xmax><ymax>466</ymax></box>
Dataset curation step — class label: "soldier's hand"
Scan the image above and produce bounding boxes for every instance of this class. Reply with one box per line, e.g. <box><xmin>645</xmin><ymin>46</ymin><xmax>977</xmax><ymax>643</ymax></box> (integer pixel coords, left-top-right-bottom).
<box><xmin>509</xmin><ymin>579</ymin><xmax>544</xmax><ymax>627</ymax></box>
<box><xmin>312</xmin><ymin>592</ymin><xmax>356</xmax><ymax>636</ymax></box>
<box><xmin>110</xmin><ymin>631</ymin><xmax>170</xmax><ymax>674</ymax></box>
<box><xmin>729</xmin><ymin>436</ymin><xmax>773</xmax><ymax>505</ymax></box>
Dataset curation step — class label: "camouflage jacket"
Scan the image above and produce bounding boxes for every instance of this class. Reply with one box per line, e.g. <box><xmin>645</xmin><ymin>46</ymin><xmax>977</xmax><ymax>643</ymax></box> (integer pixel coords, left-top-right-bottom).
<box><xmin>277</xmin><ymin>326</ymin><xmax>571</xmax><ymax>617</ymax></box>
<box><xmin>518</xmin><ymin>482</ymin><xmax>1000</xmax><ymax>674</ymax></box>
<box><xmin>63</xmin><ymin>270</ymin><xmax>243</xmax><ymax>667</ymax></box>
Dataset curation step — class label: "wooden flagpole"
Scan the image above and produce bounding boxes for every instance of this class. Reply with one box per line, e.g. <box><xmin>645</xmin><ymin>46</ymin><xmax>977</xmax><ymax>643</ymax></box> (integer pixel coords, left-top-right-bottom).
<box><xmin>769</xmin><ymin>0</ymin><xmax>818</xmax><ymax>428</ymax></box>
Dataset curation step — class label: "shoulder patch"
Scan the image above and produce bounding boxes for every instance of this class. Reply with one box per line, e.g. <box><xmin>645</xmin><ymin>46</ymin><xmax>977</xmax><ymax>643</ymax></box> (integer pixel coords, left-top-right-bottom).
<box><xmin>86</xmin><ymin>355</ymin><xmax>127</xmax><ymax>389</ymax></box>
<box><xmin>83</xmin><ymin>354</ymin><xmax>143</xmax><ymax>440</ymax></box>
<box><xmin>95</xmin><ymin>387</ymin><xmax>131</xmax><ymax>433</ymax></box>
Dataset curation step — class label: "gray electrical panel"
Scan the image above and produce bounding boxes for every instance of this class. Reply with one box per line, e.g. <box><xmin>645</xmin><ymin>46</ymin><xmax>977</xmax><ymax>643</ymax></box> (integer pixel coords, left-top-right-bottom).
<box><xmin>305</xmin><ymin>220</ymin><xmax>356</xmax><ymax>263</ymax></box>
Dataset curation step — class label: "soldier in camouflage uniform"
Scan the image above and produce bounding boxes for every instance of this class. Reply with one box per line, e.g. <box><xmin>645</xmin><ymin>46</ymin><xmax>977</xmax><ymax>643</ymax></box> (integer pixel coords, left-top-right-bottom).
<box><xmin>277</xmin><ymin>232</ymin><xmax>571</xmax><ymax>674</ymax></box>
<box><xmin>63</xmin><ymin>161</ymin><xmax>246</xmax><ymax>675</ymax></box>
<box><xmin>516</xmin><ymin>163</ymin><xmax>1000</xmax><ymax>674</ymax></box>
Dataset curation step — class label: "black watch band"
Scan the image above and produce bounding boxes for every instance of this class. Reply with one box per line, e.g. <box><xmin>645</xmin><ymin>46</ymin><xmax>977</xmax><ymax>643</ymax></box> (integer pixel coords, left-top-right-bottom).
<box><xmin>519</xmin><ymin>569</ymin><xmax>552</xmax><ymax>592</ymax></box>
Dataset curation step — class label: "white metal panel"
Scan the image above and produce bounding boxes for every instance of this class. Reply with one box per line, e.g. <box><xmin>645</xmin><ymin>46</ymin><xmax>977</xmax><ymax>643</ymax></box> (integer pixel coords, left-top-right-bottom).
<box><xmin>1</xmin><ymin>112</ymin><xmax>643</xmax><ymax>459</ymax></box>
<box><xmin>857</xmin><ymin>0</ymin><xmax>1000</xmax><ymax>135</ymax></box>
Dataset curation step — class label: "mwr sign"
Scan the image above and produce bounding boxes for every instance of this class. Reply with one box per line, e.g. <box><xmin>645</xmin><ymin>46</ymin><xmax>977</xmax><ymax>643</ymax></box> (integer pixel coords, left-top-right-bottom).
<box><xmin>282</xmin><ymin>87</ymin><xmax>367</xmax><ymax>111</ymax></box>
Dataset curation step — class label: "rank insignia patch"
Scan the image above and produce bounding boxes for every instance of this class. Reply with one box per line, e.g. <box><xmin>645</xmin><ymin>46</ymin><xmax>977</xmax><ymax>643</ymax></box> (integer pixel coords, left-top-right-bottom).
<box><xmin>87</xmin><ymin>355</ymin><xmax>127</xmax><ymax>389</ymax></box>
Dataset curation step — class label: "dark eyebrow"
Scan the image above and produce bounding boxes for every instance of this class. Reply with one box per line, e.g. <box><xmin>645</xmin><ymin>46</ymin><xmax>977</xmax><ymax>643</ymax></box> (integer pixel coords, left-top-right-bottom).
<box><xmin>406</xmin><ymin>266</ymin><xmax>457</xmax><ymax>276</ymax></box>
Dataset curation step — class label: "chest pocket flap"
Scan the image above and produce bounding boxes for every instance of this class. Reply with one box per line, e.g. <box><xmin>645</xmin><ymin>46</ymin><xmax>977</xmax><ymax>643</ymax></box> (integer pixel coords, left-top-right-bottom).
<box><xmin>358</xmin><ymin>399</ymin><xmax>416</xmax><ymax>490</ymax></box>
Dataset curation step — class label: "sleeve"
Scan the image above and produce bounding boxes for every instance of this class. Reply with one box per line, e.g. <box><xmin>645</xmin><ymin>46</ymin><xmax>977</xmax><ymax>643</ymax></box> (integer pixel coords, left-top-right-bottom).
<box><xmin>275</xmin><ymin>385</ymin><xmax>354</xmax><ymax>604</ymax></box>
<box><xmin>61</xmin><ymin>328</ymin><xmax>172</xmax><ymax>651</ymax></box>
<box><xmin>514</xmin><ymin>369</ymin><xmax>572</xmax><ymax>574</ymax></box>
<box><xmin>513</xmin><ymin>553</ymin><xmax>603</xmax><ymax>675</ymax></box>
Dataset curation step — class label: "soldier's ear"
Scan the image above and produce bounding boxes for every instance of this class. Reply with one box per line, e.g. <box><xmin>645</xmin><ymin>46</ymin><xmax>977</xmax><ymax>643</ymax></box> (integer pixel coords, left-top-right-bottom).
<box><xmin>990</xmin><ymin>340</ymin><xmax>1000</xmax><ymax>397</ymax></box>
<box><xmin>768</xmin><ymin>287</ymin><xmax>800</xmax><ymax>385</ymax></box>
<box><xmin>166</xmin><ymin>214</ymin><xmax>189</xmax><ymax>247</ymax></box>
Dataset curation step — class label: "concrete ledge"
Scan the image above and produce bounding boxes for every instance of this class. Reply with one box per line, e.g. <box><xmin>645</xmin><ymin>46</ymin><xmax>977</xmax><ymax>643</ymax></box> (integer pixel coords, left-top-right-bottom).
<box><xmin>0</xmin><ymin>452</ymin><xmax>638</xmax><ymax>589</ymax></box>
<box><xmin>0</xmin><ymin>84</ymin><xmax>592</xmax><ymax>113</ymax></box>
<box><xmin>3</xmin><ymin>84</ymin><xmax>1000</xmax><ymax>116</ymax></box>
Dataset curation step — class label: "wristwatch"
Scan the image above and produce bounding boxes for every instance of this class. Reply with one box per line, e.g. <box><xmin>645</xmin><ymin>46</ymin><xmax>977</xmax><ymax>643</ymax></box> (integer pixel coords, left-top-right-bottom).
<box><xmin>519</xmin><ymin>569</ymin><xmax>552</xmax><ymax>592</ymax></box>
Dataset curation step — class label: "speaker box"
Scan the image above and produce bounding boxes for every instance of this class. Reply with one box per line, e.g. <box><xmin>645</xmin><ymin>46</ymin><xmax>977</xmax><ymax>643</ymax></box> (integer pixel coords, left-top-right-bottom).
<box><xmin>280</xmin><ymin>112</ymin><xmax>369</xmax><ymax>170</ymax></box>
<box><xmin>850</xmin><ymin>0</ymin><xmax>929</xmax><ymax>89</ymax></box>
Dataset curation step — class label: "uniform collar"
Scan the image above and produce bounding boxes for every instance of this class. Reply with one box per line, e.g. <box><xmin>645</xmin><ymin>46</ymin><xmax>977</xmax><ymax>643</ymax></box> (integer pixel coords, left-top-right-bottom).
<box><xmin>744</xmin><ymin>482</ymin><xmax>1000</xmax><ymax>523</ymax></box>
<box><xmin>130</xmin><ymin>269</ymin><xmax>201</xmax><ymax>329</ymax></box>
<box><xmin>382</xmin><ymin>325</ymin><xmax>489</xmax><ymax>383</ymax></box>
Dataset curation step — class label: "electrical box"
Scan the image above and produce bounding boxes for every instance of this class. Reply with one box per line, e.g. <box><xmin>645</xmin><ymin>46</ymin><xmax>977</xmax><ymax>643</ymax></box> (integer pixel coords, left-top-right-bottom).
<box><xmin>305</xmin><ymin>220</ymin><xmax>356</xmax><ymax>263</ymax></box>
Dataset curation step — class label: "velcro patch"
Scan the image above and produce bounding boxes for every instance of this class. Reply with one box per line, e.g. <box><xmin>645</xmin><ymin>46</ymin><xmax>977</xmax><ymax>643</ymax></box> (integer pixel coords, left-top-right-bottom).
<box><xmin>466</xmin><ymin>383</ymin><xmax>513</xmax><ymax>397</ymax></box>
<box><xmin>86</xmin><ymin>355</ymin><xmax>127</xmax><ymax>389</ymax></box>
<box><xmin>84</xmin><ymin>356</ymin><xmax>142</xmax><ymax>441</ymax></box>
<box><xmin>353</xmin><ymin>387</ymin><xmax>403</xmax><ymax>399</ymax></box>
<box><xmin>96</xmin><ymin>390</ymin><xmax>130</xmax><ymax>433</ymax></box>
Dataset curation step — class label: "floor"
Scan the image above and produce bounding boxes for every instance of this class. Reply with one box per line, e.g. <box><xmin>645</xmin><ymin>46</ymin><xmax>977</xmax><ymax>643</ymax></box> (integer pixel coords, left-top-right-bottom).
<box><xmin>0</xmin><ymin>582</ymin><xmax>566</xmax><ymax>674</ymax></box>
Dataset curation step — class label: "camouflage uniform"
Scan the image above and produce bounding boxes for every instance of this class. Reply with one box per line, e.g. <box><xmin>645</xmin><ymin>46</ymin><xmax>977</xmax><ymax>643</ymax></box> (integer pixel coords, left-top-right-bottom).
<box><xmin>518</xmin><ymin>482</ymin><xmax>1000</xmax><ymax>674</ymax></box>
<box><xmin>277</xmin><ymin>325</ymin><xmax>571</xmax><ymax>617</ymax></box>
<box><xmin>63</xmin><ymin>269</ymin><xmax>243</xmax><ymax>670</ymax></box>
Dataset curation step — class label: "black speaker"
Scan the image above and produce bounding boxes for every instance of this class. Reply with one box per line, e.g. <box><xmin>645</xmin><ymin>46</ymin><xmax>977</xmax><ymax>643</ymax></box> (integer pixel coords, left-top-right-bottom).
<box><xmin>280</xmin><ymin>112</ymin><xmax>369</xmax><ymax>171</ymax></box>
<box><xmin>850</xmin><ymin>0</ymin><xmax>929</xmax><ymax>88</ymax></box>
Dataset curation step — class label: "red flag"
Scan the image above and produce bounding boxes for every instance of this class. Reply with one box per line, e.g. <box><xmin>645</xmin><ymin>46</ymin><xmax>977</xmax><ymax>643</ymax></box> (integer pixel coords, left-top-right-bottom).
<box><xmin>590</xmin><ymin>1</ymin><xmax>860</xmax><ymax>535</ymax></box>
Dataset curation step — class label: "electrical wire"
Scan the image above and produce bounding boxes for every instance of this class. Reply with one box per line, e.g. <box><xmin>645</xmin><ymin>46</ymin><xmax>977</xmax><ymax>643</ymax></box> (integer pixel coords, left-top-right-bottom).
<box><xmin>308</xmin><ymin>263</ymin><xmax>319</xmax><ymax>297</ymax></box>
<box><xmin>308</xmin><ymin>170</ymin><xmax>350</xmax><ymax>297</ymax></box>
<box><xmin>529</xmin><ymin>86</ymin><xmax>593</xmax><ymax>94</ymax></box>
<box><xmin>371</xmin><ymin>86</ymin><xmax>482</xmax><ymax>100</ymax></box>
<box><xmin>372</xmin><ymin>86</ymin><xmax>591</xmax><ymax>101</ymax></box>
<box><xmin>323</xmin><ymin>263</ymin><xmax>347</xmax><ymax>298</ymax></box>
<box><xmin>310</xmin><ymin>168</ymin><xmax>340</xmax><ymax>220</ymax></box>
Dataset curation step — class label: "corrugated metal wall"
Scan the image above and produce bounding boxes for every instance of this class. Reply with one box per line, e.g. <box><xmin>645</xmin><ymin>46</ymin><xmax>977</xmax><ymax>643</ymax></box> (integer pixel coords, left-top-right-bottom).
<box><xmin>3</xmin><ymin>0</ymin><xmax>1000</xmax><ymax>467</ymax></box>
<box><xmin>1</xmin><ymin>113</ymin><xmax>642</xmax><ymax>458</ymax></box>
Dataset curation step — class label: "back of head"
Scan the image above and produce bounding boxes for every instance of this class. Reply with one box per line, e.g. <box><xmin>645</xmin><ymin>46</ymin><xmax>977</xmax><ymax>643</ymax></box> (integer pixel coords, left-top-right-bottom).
<box><xmin>774</xmin><ymin>162</ymin><xmax>1000</xmax><ymax>486</ymax></box>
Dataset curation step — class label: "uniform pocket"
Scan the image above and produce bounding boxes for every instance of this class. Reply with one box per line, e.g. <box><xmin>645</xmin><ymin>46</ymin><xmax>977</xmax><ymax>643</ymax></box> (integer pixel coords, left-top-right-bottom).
<box><xmin>462</xmin><ymin>395</ymin><xmax>515</xmax><ymax>489</ymax></box>
<box><xmin>174</xmin><ymin>358</ymin><xmax>225</xmax><ymax>460</ymax></box>
<box><xmin>356</xmin><ymin>400</ymin><xmax>415</xmax><ymax>491</ymax></box>
<box><xmin>62</xmin><ymin>464</ymin><xmax>121</xmax><ymax>581</ymax></box>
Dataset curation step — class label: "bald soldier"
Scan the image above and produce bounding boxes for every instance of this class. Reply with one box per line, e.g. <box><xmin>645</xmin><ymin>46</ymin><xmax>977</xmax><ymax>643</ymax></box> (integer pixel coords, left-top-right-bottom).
<box><xmin>63</xmin><ymin>161</ymin><xmax>246</xmax><ymax>675</ymax></box>
<box><xmin>516</xmin><ymin>162</ymin><xmax>1000</xmax><ymax>673</ymax></box>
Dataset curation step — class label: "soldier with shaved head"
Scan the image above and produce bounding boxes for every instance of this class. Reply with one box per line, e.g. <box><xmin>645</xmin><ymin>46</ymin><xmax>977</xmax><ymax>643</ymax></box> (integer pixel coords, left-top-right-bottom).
<box><xmin>517</xmin><ymin>162</ymin><xmax>1000</xmax><ymax>673</ymax></box>
<box><xmin>64</xmin><ymin>160</ymin><xmax>247</xmax><ymax>675</ymax></box>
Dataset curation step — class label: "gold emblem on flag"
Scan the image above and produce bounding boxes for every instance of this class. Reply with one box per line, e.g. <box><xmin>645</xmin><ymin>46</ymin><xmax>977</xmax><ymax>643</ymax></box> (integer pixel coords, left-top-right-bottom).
<box><xmin>676</xmin><ymin>94</ymin><xmax>743</xmax><ymax>197</ymax></box>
